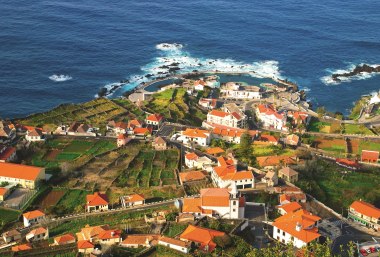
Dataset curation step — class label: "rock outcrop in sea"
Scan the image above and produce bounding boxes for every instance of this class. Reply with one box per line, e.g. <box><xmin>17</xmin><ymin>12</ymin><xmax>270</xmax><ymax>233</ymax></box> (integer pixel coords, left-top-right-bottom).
<box><xmin>331</xmin><ymin>64</ymin><xmax>380</xmax><ymax>82</ymax></box>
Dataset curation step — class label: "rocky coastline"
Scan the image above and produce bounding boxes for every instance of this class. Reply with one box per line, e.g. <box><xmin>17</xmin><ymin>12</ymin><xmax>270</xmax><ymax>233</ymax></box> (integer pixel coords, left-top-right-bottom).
<box><xmin>331</xmin><ymin>64</ymin><xmax>380</xmax><ymax>82</ymax></box>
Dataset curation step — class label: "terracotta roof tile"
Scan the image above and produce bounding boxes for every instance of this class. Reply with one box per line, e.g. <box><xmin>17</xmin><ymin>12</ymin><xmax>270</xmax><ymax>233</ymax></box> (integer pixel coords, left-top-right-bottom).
<box><xmin>350</xmin><ymin>200</ymin><xmax>380</xmax><ymax>219</ymax></box>
<box><xmin>12</xmin><ymin>243</ymin><xmax>32</xmax><ymax>252</ymax></box>
<box><xmin>206</xmin><ymin>147</ymin><xmax>225</xmax><ymax>155</ymax></box>
<box><xmin>0</xmin><ymin>162</ymin><xmax>44</xmax><ymax>181</ymax></box>
<box><xmin>361</xmin><ymin>150</ymin><xmax>379</xmax><ymax>161</ymax></box>
<box><xmin>77</xmin><ymin>240</ymin><xmax>94</xmax><ymax>249</ymax></box>
<box><xmin>86</xmin><ymin>192</ymin><xmax>108</xmax><ymax>206</ymax></box>
<box><xmin>278</xmin><ymin>202</ymin><xmax>302</xmax><ymax>214</ymax></box>
<box><xmin>23</xmin><ymin>210</ymin><xmax>45</xmax><ymax>220</ymax></box>
<box><xmin>146</xmin><ymin>114</ymin><xmax>163</xmax><ymax>122</ymax></box>
<box><xmin>54</xmin><ymin>233</ymin><xmax>76</xmax><ymax>244</ymax></box>
<box><xmin>180</xmin><ymin>225</ymin><xmax>225</xmax><ymax>252</ymax></box>
<box><xmin>179</xmin><ymin>171</ymin><xmax>206</xmax><ymax>183</ymax></box>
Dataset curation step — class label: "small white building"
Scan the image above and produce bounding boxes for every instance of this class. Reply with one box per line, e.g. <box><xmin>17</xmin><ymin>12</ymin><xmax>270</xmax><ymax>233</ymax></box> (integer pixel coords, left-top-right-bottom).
<box><xmin>180</xmin><ymin>128</ymin><xmax>211</xmax><ymax>147</ymax></box>
<box><xmin>26</xmin><ymin>227</ymin><xmax>49</xmax><ymax>242</ymax></box>
<box><xmin>256</xmin><ymin>104</ymin><xmax>287</xmax><ymax>131</ymax></box>
<box><xmin>206</xmin><ymin>110</ymin><xmax>245</xmax><ymax>129</ymax></box>
<box><xmin>261</xmin><ymin>171</ymin><xmax>278</xmax><ymax>187</ymax></box>
<box><xmin>120</xmin><ymin>194</ymin><xmax>145</xmax><ymax>208</ymax></box>
<box><xmin>158</xmin><ymin>236</ymin><xmax>190</xmax><ymax>254</ymax></box>
<box><xmin>23</xmin><ymin>210</ymin><xmax>45</xmax><ymax>227</ymax></box>
<box><xmin>220</xmin><ymin>82</ymin><xmax>262</xmax><ymax>99</ymax></box>
<box><xmin>146</xmin><ymin>113</ymin><xmax>164</xmax><ymax>127</ymax></box>
<box><xmin>86</xmin><ymin>192</ymin><xmax>109</xmax><ymax>212</ymax></box>
<box><xmin>25</xmin><ymin>129</ymin><xmax>45</xmax><ymax>142</ymax></box>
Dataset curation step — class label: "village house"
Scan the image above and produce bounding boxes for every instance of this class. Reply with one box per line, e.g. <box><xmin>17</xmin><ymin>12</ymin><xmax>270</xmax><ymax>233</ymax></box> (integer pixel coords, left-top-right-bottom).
<box><xmin>23</xmin><ymin>210</ymin><xmax>46</xmax><ymax>227</ymax></box>
<box><xmin>158</xmin><ymin>236</ymin><xmax>191</xmax><ymax>254</ymax></box>
<box><xmin>211</xmin><ymin>126</ymin><xmax>258</xmax><ymax>144</ymax></box>
<box><xmin>25</xmin><ymin>128</ymin><xmax>45</xmax><ymax>142</ymax></box>
<box><xmin>107</xmin><ymin>121</ymin><xmax>129</xmax><ymax>135</ymax></box>
<box><xmin>348</xmin><ymin>200</ymin><xmax>380</xmax><ymax>231</ymax></box>
<box><xmin>127</xmin><ymin>119</ymin><xmax>143</xmax><ymax>134</ymax></box>
<box><xmin>193</xmin><ymin>79</ymin><xmax>207</xmax><ymax>91</ymax></box>
<box><xmin>211</xmin><ymin>156</ymin><xmax>254</xmax><ymax>190</ymax></box>
<box><xmin>279</xmin><ymin>193</ymin><xmax>307</xmax><ymax>205</ymax></box>
<box><xmin>272</xmin><ymin>209</ymin><xmax>321</xmax><ymax>248</ymax></box>
<box><xmin>180</xmin><ymin>225</ymin><xmax>226</xmax><ymax>253</ymax></box>
<box><xmin>0</xmin><ymin>162</ymin><xmax>45</xmax><ymax>189</ymax></box>
<box><xmin>54</xmin><ymin>233</ymin><xmax>76</xmax><ymax>245</ymax></box>
<box><xmin>335</xmin><ymin>158</ymin><xmax>360</xmax><ymax>170</ymax></box>
<box><xmin>181</xmin><ymin>187</ymin><xmax>245</xmax><ymax>219</ymax></box>
<box><xmin>2</xmin><ymin>229</ymin><xmax>22</xmax><ymax>243</ymax></box>
<box><xmin>0</xmin><ymin>121</ymin><xmax>16</xmax><ymax>143</ymax></box>
<box><xmin>198</xmin><ymin>98</ymin><xmax>217</xmax><ymax>109</ymax></box>
<box><xmin>12</xmin><ymin>243</ymin><xmax>32</xmax><ymax>252</ymax></box>
<box><xmin>145</xmin><ymin>113</ymin><xmax>164</xmax><ymax>127</ymax></box>
<box><xmin>256</xmin><ymin>155</ymin><xmax>297</xmax><ymax>170</ymax></box>
<box><xmin>184</xmin><ymin>152</ymin><xmax>213</xmax><ymax>170</ymax></box>
<box><xmin>77</xmin><ymin>240</ymin><xmax>95</xmax><ymax>254</ymax></box>
<box><xmin>220</xmin><ymin>82</ymin><xmax>262</xmax><ymax>99</ymax></box>
<box><xmin>205</xmin><ymin>147</ymin><xmax>225</xmax><ymax>156</ymax></box>
<box><xmin>278</xmin><ymin>167</ymin><xmax>299</xmax><ymax>183</ymax></box>
<box><xmin>277</xmin><ymin>202</ymin><xmax>302</xmax><ymax>216</ymax></box>
<box><xmin>133</xmin><ymin>127</ymin><xmax>152</xmax><ymax>138</ymax></box>
<box><xmin>86</xmin><ymin>192</ymin><xmax>109</xmax><ymax>212</ymax></box>
<box><xmin>261</xmin><ymin>171</ymin><xmax>278</xmax><ymax>187</ymax></box>
<box><xmin>98</xmin><ymin>229</ymin><xmax>122</xmax><ymax>245</ymax></box>
<box><xmin>288</xmin><ymin>111</ymin><xmax>311</xmax><ymax>127</ymax></box>
<box><xmin>0</xmin><ymin>187</ymin><xmax>10</xmax><ymax>201</ymax></box>
<box><xmin>120</xmin><ymin>194</ymin><xmax>145</xmax><ymax>208</ymax></box>
<box><xmin>117</xmin><ymin>134</ymin><xmax>131</xmax><ymax>147</ymax></box>
<box><xmin>284</xmin><ymin>134</ymin><xmax>300</xmax><ymax>147</ymax></box>
<box><xmin>120</xmin><ymin>234</ymin><xmax>159</xmax><ymax>248</ymax></box>
<box><xmin>76</xmin><ymin>225</ymin><xmax>109</xmax><ymax>242</ymax></box>
<box><xmin>152</xmin><ymin>136</ymin><xmax>167</xmax><ymax>150</ymax></box>
<box><xmin>180</xmin><ymin>128</ymin><xmax>211</xmax><ymax>146</ymax></box>
<box><xmin>0</xmin><ymin>145</ymin><xmax>17</xmax><ymax>162</ymax></box>
<box><xmin>255</xmin><ymin>104</ymin><xmax>287</xmax><ymax>131</ymax></box>
<box><xmin>361</xmin><ymin>150</ymin><xmax>379</xmax><ymax>163</ymax></box>
<box><xmin>254</xmin><ymin>134</ymin><xmax>278</xmax><ymax>145</ymax></box>
<box><xmin>179</xmin><ymin>170</ymin><xmax>206</xmax><ymax>185</ymax></box>
<box><xmin>206</xmin><ymin>109</ymin><xmax>246</xmax><ymax>129</ymax></box>
<box><xmin>26</xmin><ymin>227</ymin><xmax>49</xmax><ymax>242</ymax></box>
<box><xmin>145</xmin><ymin>211</ymin><xmax>167</xmax><ymax>224</ymax></box>
<box><xmin>67</xmin><ymin>122</ymin><xmax>96</xmax><ymax>137</ymax></box>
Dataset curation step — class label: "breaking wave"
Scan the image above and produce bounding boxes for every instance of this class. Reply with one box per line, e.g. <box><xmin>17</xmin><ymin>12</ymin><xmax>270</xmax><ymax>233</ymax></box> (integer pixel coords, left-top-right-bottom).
<box><xmin>321</xmin><ymin>63</ymin><xmax>380</xmax><ymax>85</ymax></box>
<box><xmin>100</xmin><ymin>43</ymin><xmax>283</xmax><ymax>97</ymax></box>
<box><xmin>49</xmin><ymin>74</ymin><xmax>72</xmax><ymax>82</ymax></box>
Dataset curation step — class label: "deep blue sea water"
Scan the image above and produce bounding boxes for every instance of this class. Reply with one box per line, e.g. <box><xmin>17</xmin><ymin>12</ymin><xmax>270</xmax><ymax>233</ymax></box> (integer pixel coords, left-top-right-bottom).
<box><xmin>1</xmin><ymin>0</ymin><xmax>380</xmax><ymax>118</ymax></box>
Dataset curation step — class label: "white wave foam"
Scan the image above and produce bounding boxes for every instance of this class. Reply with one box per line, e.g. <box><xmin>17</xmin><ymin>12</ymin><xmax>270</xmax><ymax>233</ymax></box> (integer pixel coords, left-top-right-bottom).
<box><xmin>321</xmin><ymin>63</ymin><xmax>380</xmax><ymax>85</ymax></box>
<box><xmin>49</xmin><ymin>74</ymin><xmax>72</xmax><ymax>82</ymax></box>
<box><xmin>101</xmin><ymin>43</ymin><xmax>284</xmax><ymax>97</ymax></box>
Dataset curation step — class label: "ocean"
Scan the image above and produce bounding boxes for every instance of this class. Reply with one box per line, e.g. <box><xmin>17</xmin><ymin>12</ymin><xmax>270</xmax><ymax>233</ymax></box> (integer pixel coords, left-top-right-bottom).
<box><xmin>1</xmin><ymin>0</ymin><xmax>380</xmax><ymax>118</ymax></box>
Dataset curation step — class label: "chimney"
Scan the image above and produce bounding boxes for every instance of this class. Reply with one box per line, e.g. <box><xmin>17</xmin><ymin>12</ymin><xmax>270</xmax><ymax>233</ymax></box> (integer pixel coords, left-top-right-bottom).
<box><xmin>295</xmin><ymin>222</ymin><xmax>302</xmax><ymax>232</ymax></box>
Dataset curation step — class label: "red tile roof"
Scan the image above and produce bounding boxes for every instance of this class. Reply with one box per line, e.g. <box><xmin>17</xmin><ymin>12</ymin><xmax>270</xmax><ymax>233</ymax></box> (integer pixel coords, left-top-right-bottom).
<box><xmin>12</xmin><ymin>243</ymin><xmax>32</xmax><ymax>252</ymax></box>
<box><xmin>200</xmin><ymin>188</ymin><xmax>230</xmax><ymax>207</ymax></box>
<box><xmin>278</xmin><ymin>202</ymin><xmax>302</xmax><ymax>214</ymax></box>
<box><xmin>23</xmin><ymin>210</ymin><xmax>45</xmax><ymax>220</ymax></box>
<box><xmin>54</xmin><ymin>233</ymin><xmax>76</xmax><ymax>245</ymax></box>
<box><xmin>258</xmin><ymin>135</ymin><xmax>278</xmax><ymax>143</ymax></box>
<box><xmin>180</xmin><ymin>225</ymin><xmax>225</xmax><ymax>252</ymax></box>
<box><xmin>336</xmin><ymin>158</ymin><xmax>359</xmax><ymax>168</ymax></box>
<box><xmin>0</xmin><ymin>187</ymin><xmax>8</xmax><ymax>196</ymax></box>
<box><xmin>350</xmin><ymin>200</ymin><xmax>380</xmax><ymax>219</ymax></box>
<box><xmin>206</xmin><ymin>147</ymin><xmax>225</xmax><ymax>155</ymax></box>
<box><xmin>124</xmin><ymin>194</ymin><xmax>145</xmax><ymax>203</ymax></box>
<box><xmin>0</xmin><ymin>162</ymin><xmax>44</xmax><ymax>181</ymax></box>
<box><xmin>0</xmin><ymin>146</ymin><xmax>16</xmax><ymax>161</ymax></box>
<box><xmin>98</xmin><ymin>229</ymin><xmax>122</xmax><ymax>240</ymax></box>
<box><xmin>361</xmin><ymin>150</ymin><xmax>379</xmax><ymax>162</ymax></box>
<box><xmin>182</xmin><ymin>198</ymin><xmax>202</xmax><ymax>213</ymax></box>
<box><xmin>185</xmin><ymin>152</ymin><xmax>199</xmax><ymax>160</ymax></box>
<box><xmin>179</xmin><ymin>171</ymin><xmax>206</xmax><ymax>183</ymax></box>
<box><xmin>159</xmin><ymin>236</ymin><xmax>189</xmax><ymax>248</ymax></box>
<box><xmin>209</xmin><ymin>110</ymin><xmax>230</xmax><ymax>118</ymax></box>
<box><xmin>77</xmin><ymin>240</ymin><xmax>94</xmax><ymax>249</ymax></box>
<box><xmin>86</xmin><ymin>192</ymin><xmax>108</xmax><ymax>206</ymax></box>
<box><xmin>257</xmin><ymin>156</ymin><xmax>296</xmax><ymax>167</ymax></box>
<box><xmin>182</xmin><ymin>128</ymin><xmax>209</xmax><ymax>138</ymax></box>
<box><xmin>133</xmin><ymin>127</ymin><xmax>151</xmax><ymax>135</ymax></box>
<box><xmin>146</xmin><ymin>114</ymin><xmax>163</xmax><ymax>122</ymax></box>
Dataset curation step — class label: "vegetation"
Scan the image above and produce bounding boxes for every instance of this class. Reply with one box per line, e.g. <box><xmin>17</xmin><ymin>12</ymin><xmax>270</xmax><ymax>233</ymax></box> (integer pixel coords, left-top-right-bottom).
<box><xmin>342</xmin><ymin>123</ymin><xmax>374</xmax><ymax>135</ymax></box>
<box><xmin>163</xmin><ymin>222</ymin><xmax>187</xmax><ymax>237</ymax></box>
<box><xmin>0</xmin><ymin>207</ymin><xmax>20</xmax><ymax>229</ymax></box>
<box><xmin>296</xmin><ymin>159</ymin><xmax>380</xmax><ymax>213</ymax></box>
<box><xmin>349</xmin><ymin>96</ymin><xmax>369</xmax><ymax>120</ymax></box>
<box><xmin>143</xmin><ymin>88</ymin><xmax>207</xmax><ymax>126</ymax></box>
<box><xmin>51</xmin><ymin>189</ymin><xmax>89</xmax><ymax>215</ymax></box>
<box><xmin>234</xmin><ymin>131</ymin><xmax>256</xmax><ymax>166</ymax></box>
<box><xmin>252</xmin><ymin>144</ymin><xmax>295</xmax><ymax>157</ymax></box>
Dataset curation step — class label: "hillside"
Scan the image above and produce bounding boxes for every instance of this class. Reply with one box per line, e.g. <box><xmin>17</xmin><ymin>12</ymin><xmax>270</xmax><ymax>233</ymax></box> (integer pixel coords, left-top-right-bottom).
<box><xmin>143</xmin><ymin>88</ymin><xmax>207</xmax><ymax>126</ymax></box>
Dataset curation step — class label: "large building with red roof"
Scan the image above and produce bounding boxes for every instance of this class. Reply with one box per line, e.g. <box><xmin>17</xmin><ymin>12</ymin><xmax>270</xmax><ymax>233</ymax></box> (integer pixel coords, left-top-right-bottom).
<box><xmin>273</xmin><ymin>209</ymin><xmax>321</xmax><ymax>248</ymax></box>
<box><xmin>145</xmin><ymin>113</ymin><xmax>164</xmax><ymax>127</ymax></box>
<box><xmin>349</xmin><ymin>200</ymin><xmax>380</xmax><ymax>231</ymax></box>
<box><xmin>0</xmin><ymin>162</ymin><xmax>45</xmax><ymax>189</ymax></box>
<box><xmin>0</xmin><ymin>145</ymin><xmax>17</xmax><ymax>163</ymax></box>
<box><xmin>255</xmin><ymin>104</ymin><xmax>287</xmax><ymax>131</ymax></box>
<box><xmin>180</xmin><ymin>128</ymin><xmax>211</xmax><ymax>146</ymax></box>
<box><xmin>206</xmin><ymin>109</ymin><xmax>245</xmax><ymax>129</ymax></box>
<box><xmin>180</xmin><ymin>225</ymin><xmax>226</xmax><ymax>252</ymax></box>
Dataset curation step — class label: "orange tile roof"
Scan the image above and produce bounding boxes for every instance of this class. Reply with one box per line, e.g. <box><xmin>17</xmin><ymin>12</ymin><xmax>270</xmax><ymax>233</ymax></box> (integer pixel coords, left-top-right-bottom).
<box><xmin>279</xmin><ymin>167</ymin><xmax>298</xmax><ymax>177</ymax></box>
<box><xmin>76</xmin><ymin>225</ymin><xmax>109</xmax><ymax>241</ymax></box>
<box><xmin>86</xmin><ymin>192</ymin><xmax>108</xmax><ymax>206</ymax></box>
<box><xmin>273</xmin><ymin>209</ymin><xmax>321</xmax><ymax>243</ymax></box>
<box><xmin>209</xmin><ymin>110</ymin><xmax>230</xmax><ymax>118</ymax></box>
<box><xmin>117</xmin><ymin>134</ymin><xmax>128</xmax><ymax>140</ymax></box>
<box><xmin>154</xmin><ymin>136</ymin><xmax>166</xmax><ymax>144</ymax></box>
<box><xmin>114</xmin><ymin>122</ymin><xmax>128</xmax><ymax>129</ymax></box>
<box><xmin>180</xmin><ymin>225</ymin><xmax>225</xmax><ymax>252</ymax></box>
<box><xmin>258</xmin><ymin>135</ymin><xmax>278</xmax><ymax>143</ymax></box>
<box><xmin>54</xmin><ymin>233</ymin><xmax>76</xmax><ymax>244</ymax></box>
<box><xmin>361</xmin><ymin>150</ymin><xmax>379</xmax><ymax>161</ymax></box>
<box><xmin>183</xmin><ymin>198</ymin><xmax>202</xmax><ymax>213</ymax></box>
<box><xmin>124</xmin><ymin>194</ymin><xmax>145</xmax><ymax>203</ymax></box>
<box><xmin>200</xmin><ymin>188</ymin><xmax>230</xmax><ymax>207</ymax></box>
<box><xmin>182</xmin><ymin>128</ymin><xmax>209</xmax><ymax>138</ymax></box>
<box><xmin>256</xmin><ymin>155</ymin><xmax>296</xmax><ymax>167</ymax></box>
<box><xmin>0</xmin><ymin>187</ymin><xmax>8</xmax><ymax>196</ymax></box>
<box><xmin>185</xmin><ymin>152</ymin><xmax>199</xmax><ymax>160</ymax></box>
<box><xmin>133</xmin><ymin>127</ymin><xmax>151</xmax><ymax>135</ymax></box>
<box><xmin>179</xmin><ymin>171</ymin><xmax>206</xmax><ymax>183</ymax></box>
<box><xmin>217</xmin><ymin>156</ymin><xmax>235</xmax><ymax>167</ymax></box>
<box><xmin>146</xmin><ymin>113</ymin><xmax>163</xmax><ymax>122</ymax></box>
<box><xmin>278</xmin><ymin>202</ymin><xmax>302</xmax><ymax>214</ymax></box>
<box><xmin>23</xmin><ymin>210</ymin><xmax>45</xmax><ymax>220</ymax></box>
<box><xmin>77</xmin><ymin>240</ymin><xmax>94</xmax><ymax>249</ymax></box>
<box><xmin>206</xmin><ymin>147</ymin><xmax>225</xmax><ymax>155</ymax></box>
<box><xmin>129</xmin><ymin>119</ymin><xmax>142</xmax><ymax>127</ymax></box>
<box><xmin>194</xmin><ymin>80</ymin><xmax>206</xmax><ymax>86</ymax></box>
<box><xmin>28</xmin><ymin>227</ymin><xmax>47</xmax><ymax>236</ymax></box>
<box><xmin>222</xmin><ymin>171</ymin><xmax>254</xmax><ymax>181</ymax></box>
<box><xmin>159</xmin><ymin>236</ymin><xmax>189</xmax><ymax>248</ymax></box>
<box><xmin>214</xmin><ymin>165</ymin><xmax>236</xmax><ymax>177</ymax></box>
<box><xmin>121</xmin><ymin>234</ymin><xmax>159</xmax><ymax>246</ymax></box>
<box><xmin>98</xmin><ymin>229</ymin><xmax>122</xmax><ymax>240</ymax></box>
<box><xmin>0</xmin><ymin>162</ymin><xmax>44</xmax><ymax>181</ymax></box>
<box><xmin>12</xmin><ymin>243</ymin><xmax>32</xmax><ymax>252</ymax></box>
<box><xmin>350</xmin><ymin>200</ymin><xmax>380</xmax><ymax>219</ymax></box>
<box><xmin>0</xmin><ymin>146</ymin><xmax>16</xmax><ymax>161</ymax></box>
<box><xmin>336</xmin><ymin>158</ymin><xmax>359</xmax><ymax>168</ymax></box>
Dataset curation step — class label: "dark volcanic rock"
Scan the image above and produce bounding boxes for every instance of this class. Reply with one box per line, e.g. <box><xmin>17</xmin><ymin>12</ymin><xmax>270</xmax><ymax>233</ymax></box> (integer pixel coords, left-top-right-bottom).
<box><xmin>331</xmin><ymin>64</ymin><xmax>380</xmax><ymax>81</ymax></box>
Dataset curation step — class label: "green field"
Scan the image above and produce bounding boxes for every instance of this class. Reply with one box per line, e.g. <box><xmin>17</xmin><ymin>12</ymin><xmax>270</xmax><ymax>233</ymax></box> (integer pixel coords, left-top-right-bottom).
<box><xmin>308</xmin><ymin>118</ymin><xmax>331</xmax><ymax>133</ymax></box>
<box><xmin>163</xmin><ymin>222</ymin><xmax>187</xmax><ymax>237</ymax></box>
<box><xmin>359</xmin><ymin>140</ymin><xmax>380</xmax><ymax>152</ymax></box>
<box><xmin>342</xmin><ymin>124</ymin><xmax>374</xmax><ymax>135</ymax></box>
<box><xmin>144</xmin><ymin>88</ymin><xmax>207</xmax><ymax>126</ymax></box>
<box><xmin>0</xmin><ymin>207</ymin><xmax>20</xmax><ymax>228</ymax></box>
<box><xmin>296</xmin><ymin>159</ymin><xmax>380</xmax><ymax>213</ymax></box>
<box><xmin>252</xmin><ymin>144</ymin><xmax>295</xmax><ymax>157</ymax></box>
<box><xmin>52</xmin><ymin>189</ymin><xmax>89</xmax><ymax>215</ymax></box>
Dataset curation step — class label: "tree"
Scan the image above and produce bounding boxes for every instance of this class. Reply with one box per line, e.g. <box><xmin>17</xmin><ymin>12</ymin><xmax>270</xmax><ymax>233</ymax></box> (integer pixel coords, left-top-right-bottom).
<box><xmin>235</xmin><ymin>131</ymin><xmax>256</xmax><ymax>166</ymax></box>
<box><xmin>213</xmin><ymin>234</ymin><xmax>232</xmax><ymax>249</ymax></box>
<box><xmin>316</xmin><ymin>106</ymin><xmax>326</xmax><ymax>119</ymax></box>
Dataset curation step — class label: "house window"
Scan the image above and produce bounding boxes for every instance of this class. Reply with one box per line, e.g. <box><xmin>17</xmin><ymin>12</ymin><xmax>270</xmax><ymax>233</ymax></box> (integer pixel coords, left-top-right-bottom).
<box><xmin>282</xmin><ymin>231</ymin><xmax>285</xmax><ymax>236</ymax></box>
<box><xmin>233</xmin><ymin>201</ymin><xmax>236</xmax><ymax>205</ymax></box>
<box><xmin>277</xmin><ymin>229</ymin><xmax>280</xmax><ymax>233</ymax></box>
<box><xmin>233</xmin><ymin>209</ymin><xmax>236</xmax><ymax>212</ymax></box>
